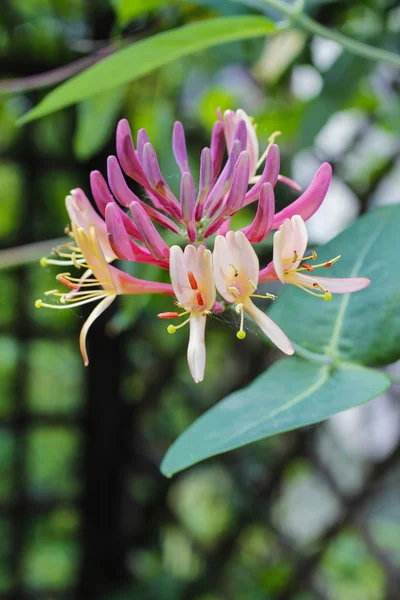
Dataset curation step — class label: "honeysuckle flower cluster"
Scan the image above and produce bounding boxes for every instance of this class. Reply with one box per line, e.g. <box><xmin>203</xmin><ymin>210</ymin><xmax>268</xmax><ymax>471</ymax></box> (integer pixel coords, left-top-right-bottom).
<box><xmin>36</xmin><ymin>109</ymin><xmax>370</xmax><ymax>383</ymax></box>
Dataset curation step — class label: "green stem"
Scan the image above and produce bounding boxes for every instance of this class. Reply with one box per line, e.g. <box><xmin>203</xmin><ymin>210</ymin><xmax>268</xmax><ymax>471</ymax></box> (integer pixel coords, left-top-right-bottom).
<box><xmin>259</xmin><ymin>0</ymin><xmax>400</xmax><ymax>68</ymax></box>
<box><xmin>292</xmin><ymin>342</ymin><xmax>334</xmax><ymax>365</ymax></box>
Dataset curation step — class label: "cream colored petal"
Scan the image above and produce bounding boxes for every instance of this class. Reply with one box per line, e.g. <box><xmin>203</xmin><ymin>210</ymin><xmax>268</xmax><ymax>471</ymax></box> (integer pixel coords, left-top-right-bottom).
<box><xmin>213</xmin><ymin>235</ymin><xmax>236</xmax><ymax>302</ymax></box>
<box><xmin>294</xmin><ymin>272</ymin><xmax>371</xmax><ymax>294</ymax></box>
<box><xmin>235</xmin><ymin>231</ymin><xmax>259</xmax><ymax>286</ymax></box>
<box><xmin>243</xmin><ymin>299</ymin><xmax>294</xmax><ymax>355</ymax></box>
<box><xmin>237</xmin><ymin>108</ymin><xmax>259</xmax><ymax>177</ymax></box>
<box><xmin>200</xmin><ymin>247</ymin><xmax>216</xmax><ymax>309</ymax></box>
<box><xmin>187</xmin><ymin>314</ymin><xmax>207</xmax><ymax>383</ymax></box>
<box><xmin>291</xmin><ymin>215</ymin><xmax>308</xmax><ymax>263</ymax></box>
<box><xmin>67</xmin><ymin>191</ymin><xmax>116</xmax><ymax>262</ymax></box>
<box><xmin>79</xmin><ymin>294</ymin><xmax>116</xmax><ymax>366</ymax></box>
<box><xmin>272</xmin><ymin>228</ymin><xmax>285</xmax><ymax>283</ymax></box>
<box><xmin>74</xmin><ymin>224</ymin><xmax>114</xmax><ymax>290</ymax></box>
<box><xmin>169</xmin><ymin>245</ymin><xmax>191</xmax><ymax>305</ymax></box>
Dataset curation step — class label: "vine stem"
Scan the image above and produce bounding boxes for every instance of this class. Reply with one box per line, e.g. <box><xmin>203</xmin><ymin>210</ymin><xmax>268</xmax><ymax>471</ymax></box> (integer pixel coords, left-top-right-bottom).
<box><xmin>258</xmin><ymin>0</ymin><xmax>400</xmax><ymax>67</ymax></box>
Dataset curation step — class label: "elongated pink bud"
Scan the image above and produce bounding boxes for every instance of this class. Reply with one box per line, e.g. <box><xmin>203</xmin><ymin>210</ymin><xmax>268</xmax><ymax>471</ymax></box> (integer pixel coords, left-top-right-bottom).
<box><xmin>203</xmin><ymin>214</ymin><xmax>228</xmax><ymax>239</ymax></box>
<box><xmin>206</xmin><ymin>140</ymin><xmax>241</xmax><ymax>218</ymax></box>
<box><xmin>258</xmin><ymin>260</ymin><xmax>277</xmax><ymax>283</ymax></box>
<box><xmin>222</xmin><ymin>151</ymin><xmax>250</xmax><ymax>216</ymax></box>
<box><xmin>173</xmin><ymin>121</ymin><xmax>190</xmax><ymax>173</ymax></box>
<box><xmin>210</xmin><ymin>120</ymin><xmax>225</xmax><ymax>183</ymax></box>
<box><xmin>223</xmin><ymin>109</ymin><xmax>236</xmax><ymax>149</ymax></box>
<box><xmin>106</xmin><ymin>156</ymin><xmax>180</xmax><ymax>234</ymax></box>
<box><xmin>105</xmin><ymin>202</ymin><xmax>166</xmax><ymax>267</ymax></box>
<box><xmin>116</xmin><ymin>119</ymin><xmax>148</xmax><ymax>187</ymax></box>
<box><xmin>90</xmin><ymin>170</ymin><xmax>141</xmax><ymax>240</ymax></box>
<box><xmin>180</xmin><ymin>172</ymin><xmax>195</xmax><ymax>223</ymax></box>
<box><xmin>180</xmin><ymin>172</ymin><xmax>196</xmax><ymax>242</ymax></box>
<box><xmin>137</xmin><ymin>128</ymin><xmax>150</xmax><ymax>165</ymax></box>
<box><xmin>142</xmin><ymin>143</ymin><xmax>182</xmax><ymax>221</ymax></box>
<box><xmin>107</xmin><ymin>156</ymin><xmax>141</xmax><ymax>207</ymax></box>
<box><xmin>244</xmin><ymin>144</ymin><xmax>280</xmax><ymax>206</ymax></box>
<box><xmin>232</xmin><ymin>119</ymin><xmax>247</xmax><ymax>152</ymax></box>
<box><xmin>130</xmin><ymin>201</ymin><xmax>170</xmax><ymax>261</ymax></box>
<box><xmin>105</xmin><ymin>202</ymin><xmax>140</xmax><ymax>261</ymax></box>
<box><xmin>272</xmin><ymin>163</ymin><xmax>332</xmax><ymax>229</ymax></box>
<box><xmin>241</xmin><ymin>183</ymin><xmax>275</xmax><ymax>243</ymax></box>
<box><xmin>195</xmin><ymin>147</ymin><xmax>212</xmax><ymax>221</ymax></box>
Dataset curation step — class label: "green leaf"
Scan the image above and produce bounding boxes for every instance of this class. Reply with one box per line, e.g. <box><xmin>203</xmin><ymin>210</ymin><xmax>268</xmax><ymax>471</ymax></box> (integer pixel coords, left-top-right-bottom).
<box><xmin>114</xmin><ymin>0</ymin><xmax>176</xmax><ymax>23</ymax></box>
<box><xmin>161</xmin><ymin>358</ymin><xmax>389</xmax><ymax>476</ymax></box>
<box><xmin>269</xmin><ymin>205</ymin><xmax>400</xmax><ymax>366</ymax></box>
<box><xmin>18</xmin><ymin>16</ymin><xmax>276</xmax><ymax>124</ymax></box>
<box><xmin>73</xmin><ymin>86</ymin><xmax>127</xmax><ymax>160</ymax></box>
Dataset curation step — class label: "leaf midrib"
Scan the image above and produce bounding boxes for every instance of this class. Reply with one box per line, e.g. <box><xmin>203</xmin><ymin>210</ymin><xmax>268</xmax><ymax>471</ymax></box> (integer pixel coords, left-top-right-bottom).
<box><xmin>323</xmin><ymin>213</ymin><xmax>389</xmax><ymax>358</ymax></box>
<box><xmin>215</xmin><ymin>363</ymin><xmax>330</xmax><ymax>447</ymax></box>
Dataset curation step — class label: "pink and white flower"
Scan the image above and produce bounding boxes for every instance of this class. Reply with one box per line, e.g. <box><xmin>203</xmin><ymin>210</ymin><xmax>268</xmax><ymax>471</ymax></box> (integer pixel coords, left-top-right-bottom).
<box><xmin>213</xmin><ymin>231</ymin><xmax>294</xmax><ymax>355</ymax></box>
<box><xmin>260</xmin><ymin>215</ymin><xmax>370</xmax><ymax>298</ymax></box>
<box><xmin>161</xmin><ymin>245</ymin><xmax>216</xmax><ymax>383</ymax></box>
<box><xmin>37</xmin><ymin>221</ymin><xmax>173</xmax><ymax>366</ymax></box>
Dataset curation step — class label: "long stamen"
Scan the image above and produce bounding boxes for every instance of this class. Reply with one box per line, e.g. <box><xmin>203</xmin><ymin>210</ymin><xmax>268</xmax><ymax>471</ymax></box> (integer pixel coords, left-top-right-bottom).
<box><xmin>35</xmin><ymin>294</ymin><xmax>108</xmax><ymax>310</ymax></box>
<box><xmin>294</xmin><ymin>283</ymin><xmax>332</xmax><ymax>301</ymax></box>
<box><xmin>255</xmin><ymin>131</ymin><xmax>281</xmax><ymax>171</ymax></box>
<box><xmin>236</xmin><ymin>303</ymin><xmax>246</xmax><ymax>339</ymax></box>
<box><xmin>286</xmin><ymin>253</ymin><xmax>341</xmax><ymax>276</ymax></box>
<box><xmin>251</xmin><ymin>293</ymin><xmax>277</xmax><ymax>300</ymax></box>
<box><xmin>167</xmin><ymin>316</ymin><xmax>191</xmax><ymax>334</ymax></box>
<box><xmin>40</xmin><ymin>257</ymin><xmax>86</xmax><ymax>267</ymax></box>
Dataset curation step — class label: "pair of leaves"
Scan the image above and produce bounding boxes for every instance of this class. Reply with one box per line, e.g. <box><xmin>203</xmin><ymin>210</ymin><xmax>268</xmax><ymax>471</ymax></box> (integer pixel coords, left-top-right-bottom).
<box><xmin>161</xmin><ymin>205</ymin><xmax>400</xmax><ymax>477</ymax></box>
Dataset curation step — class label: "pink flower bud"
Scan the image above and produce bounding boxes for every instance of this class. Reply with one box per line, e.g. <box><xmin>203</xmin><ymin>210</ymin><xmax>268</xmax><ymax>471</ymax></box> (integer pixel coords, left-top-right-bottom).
<box><xmin>130</xmin><ymin>201</ymin><xmax>170</xmax><ymax>261</ymax></box>
<box><xmin>173</xmin><ymin>121</ymin><xmax>190</xmax><ymax>173</ymax></box>
<box><xmin>241</xmin><ymin>183</ymin><xmax>275</xmax><ymax>243</ymax></box>
<box><xmin>244</xmin><ymin>144</ymin><xmax>280</xmax><ymax>206</ymax></box>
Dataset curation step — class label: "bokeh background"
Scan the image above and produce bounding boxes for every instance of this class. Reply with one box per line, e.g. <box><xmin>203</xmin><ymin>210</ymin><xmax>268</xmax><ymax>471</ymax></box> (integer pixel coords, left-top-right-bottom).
<box><xmin>1</xmin><ymin>0</ymin><xmax>400</xmax><ymax>598</ymax></box>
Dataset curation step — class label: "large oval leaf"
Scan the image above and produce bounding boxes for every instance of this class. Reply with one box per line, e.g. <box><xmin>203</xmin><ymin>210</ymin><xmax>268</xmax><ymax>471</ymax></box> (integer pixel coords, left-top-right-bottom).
<box><xmin>19</xmin><ymin>16</ymin><xmax>276</xmax><ymax>124</ymax></box>
<box><xmin>161</xmin><ymin>357</ymin><xmax>389</xmax><ymax>476</ymax></box>
<box><xmin>269</xmin><ymin>205</ymin><xmax>400</xmax><ymax>366</ymax></box>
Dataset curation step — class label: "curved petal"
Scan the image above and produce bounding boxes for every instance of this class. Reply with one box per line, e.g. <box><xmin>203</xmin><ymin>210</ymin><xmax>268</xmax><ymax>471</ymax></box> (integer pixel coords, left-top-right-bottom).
<box><xmin>272</xmin><ymin>229</ymin><xmax>285</xmax><ymax>283</ymax></box>
<box><xmin>213</xmin><ymin>235</ymin><xmax>235</xmax><ymax>302</ymax></box>
<box><xmin>244</xmin><ymin>144</ymin><xmax>280</xmax><ymax>206</ymax></box>
<box><xmin>187</xmin><ymin>314</ymin><xmax>207</xmax><ymax>383</ymax></box>
<box><xmin>169</xmin><ymin>245</ymin><xmax>190</xmax><ymax>305</ymax></box>
<box><xmin>66</xmin><ymin>190</ymin><xmax>117</xmax><ymax>262</ymax></box>
<box><xmin>241</xmin><ymin>182</ymin><xmax>275</xmax><ymax>243</ymax></box>
<box><xmin>79</xmin><ymin>294</ymin><xmax>116</xmax><ymax>366</ymax></box>
<box><xmin>243</xmin><ymin>299</ymin><xmax>294</xmax><ymax>355</ymax></box>
<box><xmin>272</xmin><ymin>162</ymin><xmax>332</xmax><ymax>229</ymax></box>
<box><xmin>293</xmin><ymin>273</ymin><xmax>371</xmax><ymax>294</ymax></box>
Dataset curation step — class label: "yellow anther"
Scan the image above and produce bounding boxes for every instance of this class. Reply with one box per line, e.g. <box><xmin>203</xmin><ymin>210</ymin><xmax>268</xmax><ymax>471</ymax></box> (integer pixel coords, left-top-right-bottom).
<box><xmin>236</xmin><ymin>331</ymin><xmax>246</xmax><ymax>340</ymax></box>
<box><xmin>248</xmin><ymin>278</ymin><xmax>257</xmax><ymax>290</ymax></box>
<box><xmin>227</xmin><ymin>286</ymin><xmax>240</xmax><ymax>297</ymax></box>
<box><xmin>40</xmin><ymin>257</ymin><xmax>48</xmax><ymax>267</ymax></box>
<box><xmin>230</xmin><ymin>264</ymin><xmax>239</xmax><ymax>277</ymax></box>
<box><xmin>268</xmin><ymin>130</ymin><xmax>282</xmax><ymax>145</ymax></box>
<box><xmin>292</xmin><ymin>251</ymin><xmax>298</xmax><ymax>263</ymax></box>
<box><xmin>251</xmin><ymin>293</ymin><xmax>278</xmax><ymax>301</ymax></box>
<box><xmin>324</xmin><ymin>292</ymin><xmax>332</xmax><ymax>302</ymax></box>
<box><xmin>35</xmin><ymin>299</ymin><xmax>43</xmax><ymax>308</ymax></box>
<box><xmin>167</xmin><ymin>325</ymin><xmax>176</xmax><ymax>334</ymax></box>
